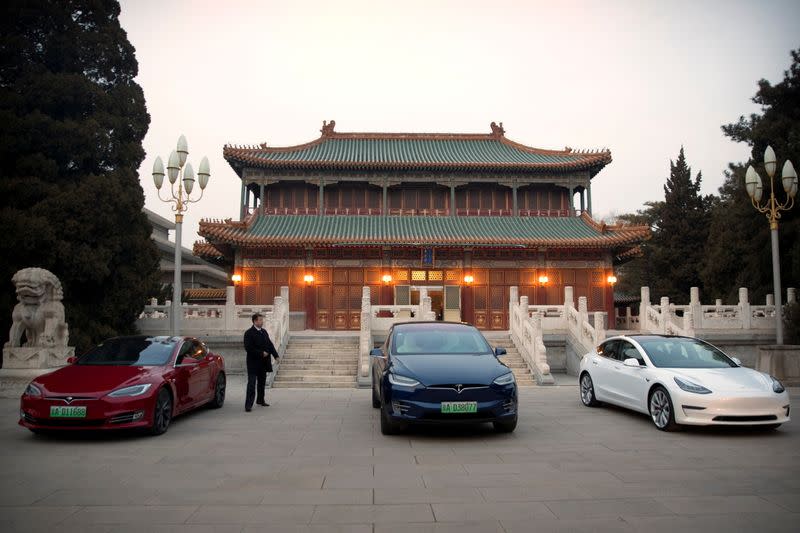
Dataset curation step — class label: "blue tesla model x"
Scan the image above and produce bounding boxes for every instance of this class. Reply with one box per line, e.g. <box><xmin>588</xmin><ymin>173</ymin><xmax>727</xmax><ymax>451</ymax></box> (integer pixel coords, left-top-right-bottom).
<box><xmin>371</xmin><ymin>322</ymin><xmax>518</xmax><ymax>434</ymax></box>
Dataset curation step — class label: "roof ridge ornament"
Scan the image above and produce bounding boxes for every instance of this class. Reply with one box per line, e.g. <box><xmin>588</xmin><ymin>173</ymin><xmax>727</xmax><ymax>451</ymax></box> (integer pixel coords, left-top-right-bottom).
<box><xmin>490</xmin><ymin>121</ymin><xmax>505</xmax><ymax>138</ymax></box>
<box><xmin>321</xmin><ymin>120</ymin><xmax>336</xmax><ymax>136</ymax></box>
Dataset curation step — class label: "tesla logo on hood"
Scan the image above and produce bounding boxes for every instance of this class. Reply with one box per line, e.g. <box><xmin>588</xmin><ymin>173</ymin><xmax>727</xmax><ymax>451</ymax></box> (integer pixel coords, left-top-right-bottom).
<box><xmin>64</xmin><ymin>397</ymin><xmax>74</xmax><ymax>404</ymax></box>
<box><xmin>455</xmin><ymin>384</ymin><xmax>464</xmax><ymax>394</ymax></box>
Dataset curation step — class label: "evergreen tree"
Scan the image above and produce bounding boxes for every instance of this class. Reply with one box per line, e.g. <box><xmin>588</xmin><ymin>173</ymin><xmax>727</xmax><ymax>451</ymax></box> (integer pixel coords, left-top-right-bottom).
<box><xmin>612</xmin><ymin>202</ymin><xmax>663</xmax><ymax>299</ymax></box>
<box><xmin>0</xmin><ymin>0</ymin><xmax>160</xmax><ymax>354</ymax></box>
<box><xmin>647</xmin><ymin>148</ymin><xmax>712</xmax><ymax>304</ymax></box>
<box><xmin>702</xmin><ymin>49</ymin><xmax>800</xmax><ymax>305</ymax></box>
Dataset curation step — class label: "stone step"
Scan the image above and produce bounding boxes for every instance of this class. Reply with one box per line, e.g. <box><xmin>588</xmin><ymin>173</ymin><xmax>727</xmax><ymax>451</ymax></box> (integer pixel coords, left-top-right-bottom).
<box><xmin>273</xmin><ymin>374</ymin><xmax>356</xmax><ymax>382</ymax></box>
<box><xmin>281</xmin><ymin>356</ymin><xmax>359</xmax><ymax>361</ymax></box>
<box><xmin>285</xmin><ymin>349</ymin><xmax>360</xmax><ymax>354</ymax></box>
<box><xmin>275</xmin><ymin>368</ymin><xmax>356</xmax><ymax>381</ymax></box>
<box><xmin>281</xmin><ymin>359</ymin><xmax>358</xmax><ymax>368</ymax></box>
<box><xmin>272</xmin><ymin>381</ymin><xmax>357</xmax><ymax>388</ymax></box>
<box><xmin>280</xmin><ymin>365</ymin><xmax>358</xmax><ymax>376</ymax></box>
<box><xmin>286</xmin><ymin>341</ymin><xmax>359</xmax><ymax>350</ymax></box>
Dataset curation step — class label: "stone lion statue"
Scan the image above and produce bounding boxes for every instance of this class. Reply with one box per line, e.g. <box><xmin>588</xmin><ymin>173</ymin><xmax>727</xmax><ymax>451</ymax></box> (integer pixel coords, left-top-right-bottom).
<box><xmin>5</xmin><ymin>268</ymin><xmax>69</xmax><ymax>348</ymax></box>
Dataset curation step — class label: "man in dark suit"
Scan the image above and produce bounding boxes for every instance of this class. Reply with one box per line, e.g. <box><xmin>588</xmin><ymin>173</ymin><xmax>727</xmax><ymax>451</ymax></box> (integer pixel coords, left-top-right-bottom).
<box><xmin>243</xmin><ymin>312</ymin><xmax>280</xmax><ymax>412</ymax></box>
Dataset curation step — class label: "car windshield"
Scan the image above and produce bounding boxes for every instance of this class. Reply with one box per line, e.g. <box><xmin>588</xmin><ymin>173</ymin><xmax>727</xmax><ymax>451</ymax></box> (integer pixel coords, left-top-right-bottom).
<box><xmin>77</xmin><ymin>337</ymin><xmax>176</xmax><ymax>366</ymax></box>
<box><xmin>391</xmin><ymin>325</ymin><xmax>493</xmax><ymax>355</ymax></box>
<box><xmin>638</xmin><ymin>337</ymin><xmax>737</xmax><ymax>369</ymax></box>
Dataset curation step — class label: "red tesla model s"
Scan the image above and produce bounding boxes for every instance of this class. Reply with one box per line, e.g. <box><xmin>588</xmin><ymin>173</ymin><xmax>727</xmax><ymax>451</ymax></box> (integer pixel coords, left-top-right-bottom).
<box><xmin>19</xmin><ymin>335</ymin><xmax>226</xmax><ymax>435</ymax></box>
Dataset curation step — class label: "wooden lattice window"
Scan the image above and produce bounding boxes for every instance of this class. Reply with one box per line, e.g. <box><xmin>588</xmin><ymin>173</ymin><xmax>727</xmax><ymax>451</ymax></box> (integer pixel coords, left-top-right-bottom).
<box><xmin>428</xmin><ymin>270</ymin><xmax>443</xmax><ymax>281</ymax></box>
<box><xmin>412</xmin><ymin>270</ymin><xmax>426</xmax><ymax>281</ymax></box>
<box><xmin>395</xmin><ymin>285</ymin><xmax>411</xmax><ymax>305</ymax></box>
<box><xmin>333</xmin><ymin>286</ymin><xmax>348</xmax><ymax>308</ymax></box>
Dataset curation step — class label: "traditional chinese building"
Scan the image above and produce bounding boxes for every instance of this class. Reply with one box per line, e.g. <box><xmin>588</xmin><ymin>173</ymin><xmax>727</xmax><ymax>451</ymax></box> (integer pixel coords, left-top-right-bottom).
<box><xmin>196</xmin><ymin>121</ymin><xmax>649</xmax><ymax>331</ymax></box>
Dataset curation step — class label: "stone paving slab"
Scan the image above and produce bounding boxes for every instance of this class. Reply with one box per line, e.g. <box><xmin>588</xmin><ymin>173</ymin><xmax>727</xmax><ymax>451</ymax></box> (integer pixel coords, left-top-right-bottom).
<box><xmin>0</xmin><ymin>377</ymin><xmax>798</xmax><ymax>531</ymax></box>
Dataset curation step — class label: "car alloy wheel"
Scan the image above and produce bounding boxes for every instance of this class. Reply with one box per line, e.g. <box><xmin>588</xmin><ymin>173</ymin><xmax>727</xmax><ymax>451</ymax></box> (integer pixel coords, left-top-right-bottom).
<box><xmin>580</xmin><ymin>373</ymin><xmax>600</xmax><ymax>407</ymax></box>
<box><xmin>150</xmin><ymin>388</ymin><xmax>173</xmax><ymax>436</ymax></box>
<box><xmin>649</xmin><ymin>386</ymin><xmax>678</xmax><ymax>431</ymax></box>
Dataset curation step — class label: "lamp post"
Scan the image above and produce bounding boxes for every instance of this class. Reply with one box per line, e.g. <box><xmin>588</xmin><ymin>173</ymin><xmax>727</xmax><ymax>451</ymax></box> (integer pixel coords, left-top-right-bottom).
<box><xmin>152</xmin><ymin>135</ymin><xmax>211</xmax><ymax>336</ymax></box>
<box><xmin>745</xmin><ymin>145</ymin><xmax>797</xmax><ymax>345</ymax></box>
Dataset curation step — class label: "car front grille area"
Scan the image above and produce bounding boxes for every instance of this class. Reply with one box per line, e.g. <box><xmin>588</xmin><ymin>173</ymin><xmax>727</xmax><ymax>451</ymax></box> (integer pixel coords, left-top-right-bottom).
<box><xmin>427</xmin><ymin>384</ymin><xmax>489</xmax><ymax>393</ymax></box>
<box><xmin>25</xmin><ymin>416</ymin><xmax>106</xmax><ymax>427</ymax></box>
<box><xmin>712</xmin><ymin>415</ymin><xmax>778</xmax><ymax>422</ymax></box>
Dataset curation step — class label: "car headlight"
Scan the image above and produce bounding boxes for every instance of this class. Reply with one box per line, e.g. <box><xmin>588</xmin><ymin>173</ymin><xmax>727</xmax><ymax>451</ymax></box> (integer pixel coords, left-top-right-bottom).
<box><xmin>388</xmin><ymin>373</ymin><xmax>421</xmax><ymax>388</ymax></box>
<box><xmin>674</xmin><ymin>376</ymin><xmax>711</xmax><ymax>394</ymax></box>
<box><xmin>493</xmin><ymin>372</ymin><xmax>516</xmax><ymax>386</ymax></box>
<box><xmin>24</xmin><ymin>383</ymin><xmax>42</xmax><ymax>397</ymax></box>
<box><xmin>107</xmin><ymin>384</ymin><xmax>153</xmax><ymax>397</ymax></box>
<box><xmin>771</xmin><ymin>376</ymin><xmax>785</xmax><ymax>394</ymax></box>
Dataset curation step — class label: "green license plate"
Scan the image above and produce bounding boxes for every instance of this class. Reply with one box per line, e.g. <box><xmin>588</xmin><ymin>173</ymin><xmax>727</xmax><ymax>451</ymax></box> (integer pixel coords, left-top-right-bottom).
<box><xmin>50</xmin><ymin>406</ymin><xmax>86</xmax><ymax>418</ymax></box>
<box><xmin>441</xmin><ymin>401</ymin><xmax>478</xmax><ymax>414</ymax></box>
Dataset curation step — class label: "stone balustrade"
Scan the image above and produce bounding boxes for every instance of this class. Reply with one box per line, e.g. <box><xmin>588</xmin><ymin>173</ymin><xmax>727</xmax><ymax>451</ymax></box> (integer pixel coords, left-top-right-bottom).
<box><xmin>638</xmin><ymin>286</ymin><xmax>796</xmax><ymax>336</ymax></box>
<box><xmin>137</xmin><ymin>286</ymin><xmax>290</xmax><ymax>357</ymax></box>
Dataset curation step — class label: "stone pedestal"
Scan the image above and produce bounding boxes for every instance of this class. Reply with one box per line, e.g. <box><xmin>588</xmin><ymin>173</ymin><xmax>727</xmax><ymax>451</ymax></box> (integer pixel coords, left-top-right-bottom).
<box><xmin>755</xmin><ymin>345</ymin><xmax>800</xmax><ymax>386</ymax></box>
<box><xmin>0</xmin><ymin>346</ymin><xmax>74</xmax><ymax>398</ymax></box>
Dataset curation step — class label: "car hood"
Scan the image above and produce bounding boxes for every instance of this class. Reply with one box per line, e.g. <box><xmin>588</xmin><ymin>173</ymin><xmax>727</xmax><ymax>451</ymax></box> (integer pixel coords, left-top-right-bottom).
<box><xmin>34</xmin><ymin>365</ymin><xmax>161</xmax><ymax>396</ymax></box>
<box><xmin>391</xmin><ymin>354</ymin><xmax>509</xmax><ymax>386</ymax></box>
<box><xmin>666</xmin><ymin>367</ymin><xmax>772</xmax><ymax>393</ymax></box>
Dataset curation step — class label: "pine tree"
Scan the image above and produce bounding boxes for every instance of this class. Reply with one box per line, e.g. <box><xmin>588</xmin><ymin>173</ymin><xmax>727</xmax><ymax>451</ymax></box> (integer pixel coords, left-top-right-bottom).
<box><xmin>647</xmin><ymin>148</ymin><xmax>711</xmax><ymax>304</ymax></box>
<box><xmin>702</xmin><ymin>49</ymin><xmax>800</xmax><ymax>305</ymax></box>
<box><xmin>0</xmin><ymin>0</ymin><xmax>160</xmax><ymax>354</ymax></box>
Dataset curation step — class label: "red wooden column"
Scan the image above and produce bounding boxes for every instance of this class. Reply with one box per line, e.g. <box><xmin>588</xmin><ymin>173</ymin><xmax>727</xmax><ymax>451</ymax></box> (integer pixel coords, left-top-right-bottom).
<box><xmin>304</xmin><ymin>276</ymin><xmax>316</xmax><ymax>330</ymax></box>
<box><xmin>605</xmin><ymin>270</ymin><xmax>616</xmax><ymax>326</ymax></box>
<box><xmin>462</xmin><ymin>275</ymin><xmax>474</xmax><ymax>324</ymax></box>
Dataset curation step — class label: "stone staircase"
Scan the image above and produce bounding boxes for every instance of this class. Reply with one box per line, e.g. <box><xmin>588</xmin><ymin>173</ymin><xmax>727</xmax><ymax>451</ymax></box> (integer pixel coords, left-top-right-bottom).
<box><xmin>272</xmin><ymin>335</ymin><xmax>359</xmax><ymax>388</ymax></box>
<box><xmin>487</xmin><ymin>337</ymin><xmax>537</xmax><ymax>386</ymax></box>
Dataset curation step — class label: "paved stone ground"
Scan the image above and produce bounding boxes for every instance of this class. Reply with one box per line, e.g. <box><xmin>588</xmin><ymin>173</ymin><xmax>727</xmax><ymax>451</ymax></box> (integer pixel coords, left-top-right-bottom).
<box><xmin>1</xmin><ymin>377</ymin><xmax>799</xmax><ymax>532</ymax></box>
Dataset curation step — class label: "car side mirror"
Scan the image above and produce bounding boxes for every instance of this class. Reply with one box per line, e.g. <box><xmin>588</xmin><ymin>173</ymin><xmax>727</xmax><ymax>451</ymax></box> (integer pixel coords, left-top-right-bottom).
<box><xmin>731</xmin><ymin>357</ymin><xmax>742</xmax><ymax>366</ymax></box>
<box><xmin>623</xmin><ymin>358</ymin><xmax>641</xmax><ymax>368</ymax></box>
<box><xmin>494</xmin><ymin>347</ymin><xmax>507</xmax><ymax>357</ymax></box>
<box><xmin>67</xmin><ymin>356</ymin><xmax>77</xmax><ymax>364</ymax></box>
<box><xmin>370</xmin><ymin>348</ymin><xmax>385</xmax><ymax>358</ymax></box>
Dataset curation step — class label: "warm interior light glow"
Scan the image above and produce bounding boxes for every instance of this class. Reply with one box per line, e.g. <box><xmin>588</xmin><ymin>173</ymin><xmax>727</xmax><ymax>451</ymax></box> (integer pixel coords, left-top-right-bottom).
<box><xmin>303</xmin><ymin>274</ymin><xmax>314</xmax><ymax>284</ymax></box>
<box><xmin>538</xmin><ymin>275</ymin><xmax>549</xmax><ymax>285</ymax></box>
<box><xmin>607</xmin><ymin>275</ymin><xmax>618</xmax><ymax>285</ymax></box>
<box><xmin>463</xmin><ymin>274</ymin><xmax>474</xmax><ymax>284</ymax></box>
<box><xmin>382</xmin><ymin>274</ymin><xmax>392</xmax><ymax>283</ymax></box>
<box><xmin>231</xmin><ymin>274</ymin><xmax>242</xmax><ymax>283</ymax></box>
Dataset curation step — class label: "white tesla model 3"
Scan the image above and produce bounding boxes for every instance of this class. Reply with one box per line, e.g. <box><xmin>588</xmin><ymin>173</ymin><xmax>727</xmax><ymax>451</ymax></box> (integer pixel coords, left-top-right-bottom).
<box><xmin>579</xmin><ymin>335</ymin><xmax>790</xmax><ymax>431</ymax></box>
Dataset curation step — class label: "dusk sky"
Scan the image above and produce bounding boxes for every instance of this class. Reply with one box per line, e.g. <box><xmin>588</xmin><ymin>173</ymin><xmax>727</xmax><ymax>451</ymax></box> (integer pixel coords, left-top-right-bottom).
<box><xmin>119</xmin><ymin>0</ymin><xmax>800</xmax><ymax>245</ymax></box>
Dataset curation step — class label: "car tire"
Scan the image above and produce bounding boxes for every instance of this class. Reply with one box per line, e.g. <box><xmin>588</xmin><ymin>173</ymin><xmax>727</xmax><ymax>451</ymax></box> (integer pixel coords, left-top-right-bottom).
<box><xmin>209</xmin><ymin>372</ymin><xmax>226</xmax><ymax>409</ymax></box>
<box><xmin>380</xmin><ymin>404</ymin><xmax>401</xmax><ymax>435</ymax></box>
<box><xmin>493</xmin><ymin>416</ymin><xmax>517</xmax><ymax>433</ymax></box>
<box><xmin>580</xmin><ymin>372</ymin><xmax>601</xmax><ymax>407</ymax></box>
<box><xmin>649</xmin><ymin>386</ymin><xmax>679</xmax><ymax>432</ymax></box>
<box><xmin>150</xmin><ymin>387</ymin><xmax>173</xmax><ymax>436</ymax></box>
<box><xmin>371</xmin><ymin>380</ymin><xmax>381</xmax><ymax>409</ymax></box>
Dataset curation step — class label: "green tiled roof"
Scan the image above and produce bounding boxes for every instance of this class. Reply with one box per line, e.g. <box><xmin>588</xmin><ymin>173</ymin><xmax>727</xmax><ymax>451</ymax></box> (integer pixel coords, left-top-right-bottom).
<box><xmin>224</xmin><ymin>123</ymin><xmax>611</xmax><ymax>172</ymax></box>
<box><xmin>199</xmin><ymin>215</ymin><xmax>649</xmax><ymax>249</ymax></box>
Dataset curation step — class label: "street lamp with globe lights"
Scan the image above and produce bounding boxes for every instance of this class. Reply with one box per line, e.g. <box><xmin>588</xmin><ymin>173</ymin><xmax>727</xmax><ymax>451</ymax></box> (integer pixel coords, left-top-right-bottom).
<box><xmin>151</xmin><ymin>135</ymin><xmax>210</xmax><ymax>336</ymax></box>
<box><xmin>745</xmin><ymin>145</ymin><xmax>797</xmax><ymax>345</ymax></box>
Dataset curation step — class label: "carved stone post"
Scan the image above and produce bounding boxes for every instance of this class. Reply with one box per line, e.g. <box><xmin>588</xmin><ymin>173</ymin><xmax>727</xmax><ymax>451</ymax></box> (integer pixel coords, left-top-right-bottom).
<box><xmin>739</xmin><ymin>288</ymin><xmax>751</xmax><ymax>330</ymax></box>
<box><xmin>639</xmin><ymin>286</ymin><xmax>650</xmax><ymax>331</ymax></box>
<box><xmin>789</xmin><ymin>288</ymin><xmax>797</xmax><ymax>304</ymax></box>
<box><xmin>593</xmin><ymin>311</ymin><xmax>605</xmax><ymax>345</ymax></box>
<box><xmin>660</xmin><ymin>297</ymin><xmax>670</xmax><ymax>333</ymax></box>
<box><xmin>564</xmin><ymin>286</ymin><xmax>575</xmax><ymax>309</ymax></box>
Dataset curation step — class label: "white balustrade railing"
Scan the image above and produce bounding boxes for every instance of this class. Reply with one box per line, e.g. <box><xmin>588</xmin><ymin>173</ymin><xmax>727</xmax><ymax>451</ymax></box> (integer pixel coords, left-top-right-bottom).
<box><xmin>509</xmin><ymin>286</ymin><xmax>554</xmax><ymax>384</ymax></box>
<box><xmin>137</xmin><ymin>286</ymin><xmax>290</xmax><ymax>357</ymax></box>
<box><xmin>563</xmin><ymin>286</ymin><xmax>605</xmax><ymax>356</ymax></box>
<box><xmin>638</xmin><ymin>286</ymin><xmax>795</xmax><ymax>336</ymax></box>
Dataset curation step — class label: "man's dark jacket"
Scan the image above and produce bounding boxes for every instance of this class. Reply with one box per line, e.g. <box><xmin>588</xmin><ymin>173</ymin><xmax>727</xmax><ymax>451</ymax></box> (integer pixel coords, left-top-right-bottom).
<box><xmin>244</xmin><ymin>326</ymin><xmax>279</xmax><ymax>373</ymax></box>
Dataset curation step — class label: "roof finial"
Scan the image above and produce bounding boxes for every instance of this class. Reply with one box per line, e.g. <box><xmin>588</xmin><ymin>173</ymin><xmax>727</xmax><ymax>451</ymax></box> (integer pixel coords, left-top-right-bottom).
<box><xmin>321</xmin><ymin>120</ymin><xmax>336</xmax><ymax>136</ymax></box>
<box><xmin>490</xmin><ymin>121</ymin><xmax>505</xmax><ymax>137</ymax></box>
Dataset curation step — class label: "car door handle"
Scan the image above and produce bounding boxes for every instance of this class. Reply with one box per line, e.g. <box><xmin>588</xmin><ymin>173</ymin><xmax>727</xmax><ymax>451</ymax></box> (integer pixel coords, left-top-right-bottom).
<box><xmin>592</xmin><ymin>360</ymin><xmax>598</xmax><ymax>365</ymax></box>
